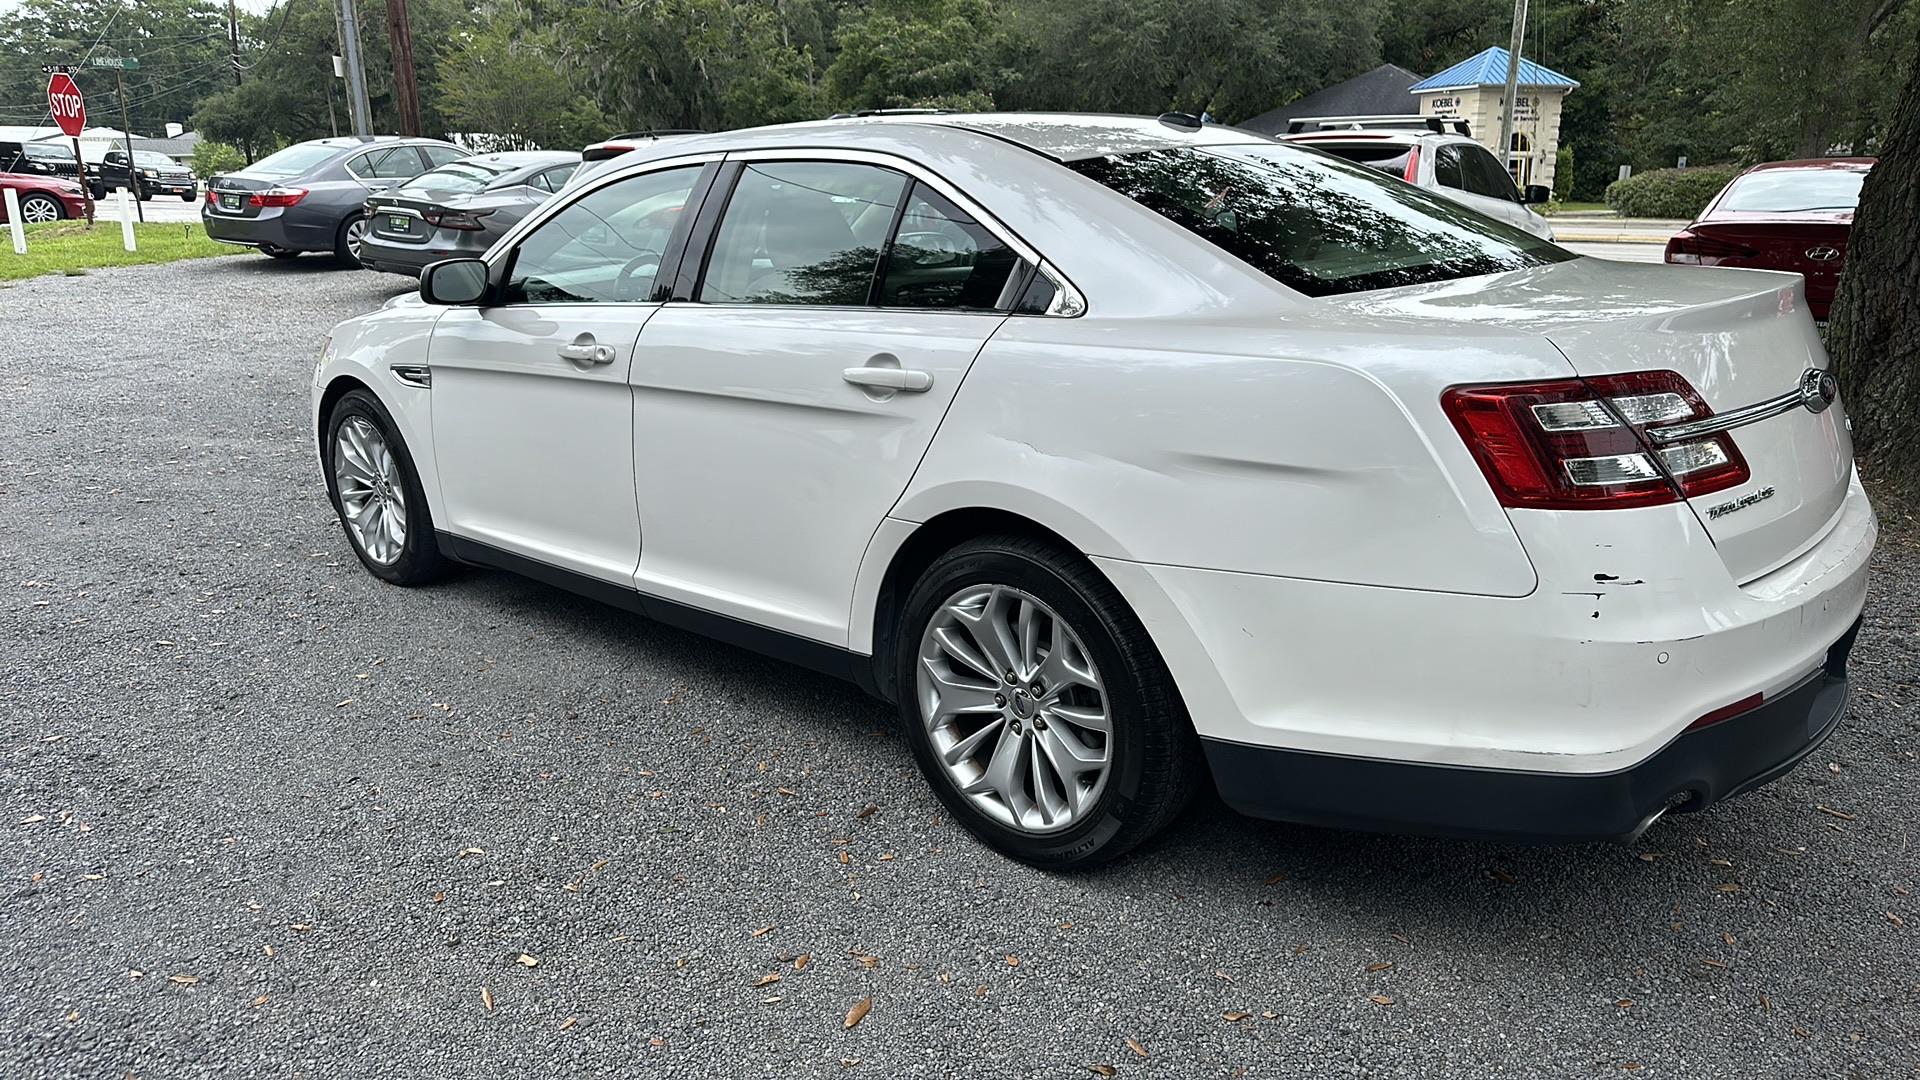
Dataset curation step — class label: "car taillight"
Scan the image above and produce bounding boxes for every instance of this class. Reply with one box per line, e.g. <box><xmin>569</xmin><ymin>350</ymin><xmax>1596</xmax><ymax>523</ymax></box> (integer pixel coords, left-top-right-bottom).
<box><xmin>248</xmin><ymin>187</ymin><xmax>307</xmax><ymax>207</ymax></box>
<box><xmin>1441</xmin><ymin>371</ymin><xmax>1751</xmax><ymax>510</ymax></box>
<box><xmin>205</xmin><ymin>187</ymin><xmax>218</xmax><ymax>204</ymax></box>
<box><xmin>1664</xmin><ymin>230</ymin><xmax>1754</xmax><ymax>266</ymax></box>
<box><xmin>1401</xmin><ymin>146</ymin><xmax>1421</xmax><ymax>183</ymax></box>
<box><xmin>1685</xmin><ymin>692</ymin><xmax>1763</xmax><ymax>732</ymax></box>
<box><xmin>422</xmin><ymin>207</ymin><xmax>494</xmax><ymax>230</ymax></box>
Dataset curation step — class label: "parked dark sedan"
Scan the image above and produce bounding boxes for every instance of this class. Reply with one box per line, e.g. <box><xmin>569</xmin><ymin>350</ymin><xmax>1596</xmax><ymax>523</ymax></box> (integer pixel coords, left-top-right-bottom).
<box><xmin>202</xmin><ymin>135</ymin><xmax>468</xmax><ymax>266</ymax></box>
<box><xmin>1664</xmin><ymin>158</ymin><xmax>1873</xmax><ymax>321</ymax></box>
<box><xmin>358</xmin><ymin>150</ymin><xmax>580</xmax><ymax>276</ymax></box>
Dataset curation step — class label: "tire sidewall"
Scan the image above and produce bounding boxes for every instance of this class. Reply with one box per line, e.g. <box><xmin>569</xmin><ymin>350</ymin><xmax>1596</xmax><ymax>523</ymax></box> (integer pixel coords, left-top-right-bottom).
<box><xmin>323</xmin><ymin>390</ymin><xmax>438</xmax><ymax>584</ymax></box>
<box><xmin>335</xmin><ymin>214</ymin><xmax>365</xmax><ymax>268</ymax></box>
<box><xmin>19</xmin><ymin>194</ymin><xmax>62</xmax><ymax>222</ymax></box>
<box><xmin>895</xmin><ymin>543</ymin><xmax>1155</xmax><ymax>868</ymax></box>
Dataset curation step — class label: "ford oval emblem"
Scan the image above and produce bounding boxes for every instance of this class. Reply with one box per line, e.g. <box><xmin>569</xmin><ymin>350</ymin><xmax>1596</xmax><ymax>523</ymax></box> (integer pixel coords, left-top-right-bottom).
<box><xmin>1799</xmin><ymin>368</ymin><xmax>1839</xmax><ymax>414</ymax></box>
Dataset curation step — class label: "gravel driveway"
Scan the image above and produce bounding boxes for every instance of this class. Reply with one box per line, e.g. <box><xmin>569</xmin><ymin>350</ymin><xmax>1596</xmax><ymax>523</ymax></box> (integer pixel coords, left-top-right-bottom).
<box><xmin>3</xmin><ymin>256</ymin><xmax>1917</xmax><ymax>1079</ymax></box>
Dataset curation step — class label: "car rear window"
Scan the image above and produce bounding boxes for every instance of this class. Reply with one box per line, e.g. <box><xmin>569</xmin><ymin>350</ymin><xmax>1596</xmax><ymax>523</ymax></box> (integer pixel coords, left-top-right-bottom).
<box><xmin>1717</xmin><ymin>169</ymin><xmax>1867</xmax><ymax>213</ymax></box>
<box><xmin>1303</xmin><ymin>141</ymin><xmax>1415</xmax><ymax>178</ymax></box>
<box><xmin>244</xmin><ymin>143</ymin><xmax>339</xmax><ymax>177</ymax></box>
<box><xmin>401</xmin><ymin>160</ymin><xmax>508</xmax><ymax>194</ymax></box>
<box><xmin>1066</xmin><ymin>144</ymin><xmax>1571</xmax><ymax>297</ymax></box>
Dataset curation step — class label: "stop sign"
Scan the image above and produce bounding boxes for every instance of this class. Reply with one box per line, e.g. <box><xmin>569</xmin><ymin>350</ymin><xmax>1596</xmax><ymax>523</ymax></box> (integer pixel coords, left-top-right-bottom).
<box><xmin>46</xmin><ymin>73</ymin><xmax>86</xmax><ymax>138</ymax></box>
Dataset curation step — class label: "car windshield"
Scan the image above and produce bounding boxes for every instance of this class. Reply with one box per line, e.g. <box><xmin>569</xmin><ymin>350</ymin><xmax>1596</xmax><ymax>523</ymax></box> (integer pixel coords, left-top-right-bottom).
<box><xmin>244</xmin><ymin>143</ymin><xmax>340</xmax><ymax>177</ymax></box>
<box><xmin>401</xmin><ymin>160</ymin><xmax>510</xmax><ymax>194</ymax></box>
<box><xmin>134</xmin><ymin>151</ymin><xmax>177</xmax><ymax>166</ymax></box>
<box><xmin>1303</xmin><ymin>141</ymin><xmax>1416</xmax><ymax>177</ymax></box>
<box><xmin>1718</xmin><ymin>168</ymin><xmax>1867</xmax><ymax>213</ymax></box>
<box><xmin>1066</xmin><ymin>144</ymin><xmax>1571</xmax><ymax>297</ymax></box>
<box><xmin>23</xmin><ymin>143</ymin><xmax>74</xmax><ymax>162</ymax></box>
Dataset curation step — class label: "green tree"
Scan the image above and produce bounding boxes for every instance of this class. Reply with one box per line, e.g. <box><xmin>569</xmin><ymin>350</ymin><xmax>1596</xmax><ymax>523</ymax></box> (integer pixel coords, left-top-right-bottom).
<box><xmin>439</xmin><ymin>9</ymin><xmax>611</xmax><ymax>149</ymax></box>
<box><xmin>824</xmin><ymin>0</ymin><xmax>1006</xmax><ymax>111</ymax></box>
<box><xmin>0</xmin><ymin>0</ymin><xmax>232</xmax><ymax>136</ymax></box>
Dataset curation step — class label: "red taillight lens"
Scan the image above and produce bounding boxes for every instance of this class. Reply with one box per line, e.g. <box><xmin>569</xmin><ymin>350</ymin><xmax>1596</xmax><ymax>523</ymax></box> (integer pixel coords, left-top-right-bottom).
<box><xmin>1441</xmin><ymin>371</ymin><xmax>1751</xmax><ymax>510</ymax></box>
<box><xmin>1664</xmin><ymin>230</ymin><xmax>1755</xmax><ymax>266</ymax></box>
<box><xmin>422</xmin><ymin>207</ymin><xmax>494</xmax><ymax>230</ymax></box>
<box><xmin>248</xmin><ymin>186</ymin><xmax>307</xmax><ymax>208</ymax></box>
<box><xmin>1401</xmin><ymin>146</ymin><xmax>1421</xmax><ymax>183</ymax></box>
<box><xmin>205</xmin><ymin>187</ymin><xmax>217</xmax><ymax>204</ymax></box>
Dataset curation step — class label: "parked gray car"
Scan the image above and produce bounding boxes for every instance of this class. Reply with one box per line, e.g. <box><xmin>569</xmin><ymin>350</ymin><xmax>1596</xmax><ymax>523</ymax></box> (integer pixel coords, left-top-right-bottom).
<box><xmin>357</xmin><ymin>150</ymin><xmax>581</xmax><ymax>277</ymax></box>
<box><xmin>202</xmin><ymin>136</ymin><xmax>469</xmax><ymax>266</ymax></box>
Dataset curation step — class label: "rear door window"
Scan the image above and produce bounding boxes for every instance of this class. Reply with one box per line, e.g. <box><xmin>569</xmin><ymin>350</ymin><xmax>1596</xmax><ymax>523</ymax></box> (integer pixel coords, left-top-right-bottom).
<box><xmin>879</xmin><ymin>183</ymin><xmax>1020</xmax><ymax>310</ymax></box>
<box><xmin>698</xmin><ymin>161</ymin><xmax>908</xmax><ymax>306</ymax></box>
<box><xmin>1065</xmin><ymin>143</ymin><xmax>1570</xmax><ymax>298</ymax></box>
<box><xmin>1434</xmin><ymin>145</ymin><xmax>1465</xmax><ymax>191</ymax></box>
<box><xmin>1461</xmin><ymin>145</ymin><xmax>1519</xmax><ymax>201</ymax></box>
<box><xmin>356</xmin><ymin>146</ymin><xmax>428</xmax><ymax>179</ymax></box>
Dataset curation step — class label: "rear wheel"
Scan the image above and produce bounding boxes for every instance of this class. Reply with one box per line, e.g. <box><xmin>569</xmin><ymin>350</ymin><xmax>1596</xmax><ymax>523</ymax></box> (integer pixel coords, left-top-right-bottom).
<box><xmin>17</xmin><ymin>193</ymin><xmax>63</xmax><ymax>223</ymax></box>
<box><xmin>334</xmin><ymin>214</ymin><xmax>367</xmax><ymax>268</ymax></box>
<box><xmin>180</xmin><ymin>192</ymin><xmax>196</xmax><ymax>203</ymax></box>
<box><xmin>894</xmin><ymin>535</ymin><xmax>1201</xmax><ymax>869</ymax></box>
<box><xmin>322</xmin><ymin>389</ymin><xmax>449</xmax><ymax>586</ymax></box>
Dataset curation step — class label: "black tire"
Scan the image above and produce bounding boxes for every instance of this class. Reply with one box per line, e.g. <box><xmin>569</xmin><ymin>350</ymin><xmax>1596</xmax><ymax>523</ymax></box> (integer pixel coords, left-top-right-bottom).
<box><xmin>180</xmin><ymin>192</ymin><xmax>196</xmax><ymax>202</ymax></box>
<box><xmin>259</xmin><ymin>244</ymin><xmax>300</xmax><ymax>259</ymax></box>
<box><xmin>333</xmin><ymin>213</ymin><xmax>365</xmax><ymax>268</ymax></box>
<box><xmin>893</xmin><ymin>534</ymin><xmax>1202</xmax><ymax>869</ymax></box>
<box><xmin>17</xmin><ymin>193</ymin><xmax>65</xmax><ymax>223</ymax></box>
<box><xmin>321</xmin><ymin>389</ymin><xmax>450</xmax><ymax>586</ymax></box>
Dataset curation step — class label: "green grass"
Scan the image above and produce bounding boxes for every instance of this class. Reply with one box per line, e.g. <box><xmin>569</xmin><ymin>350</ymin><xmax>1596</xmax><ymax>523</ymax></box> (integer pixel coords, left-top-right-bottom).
<box><xmin>0</xmin><ymin>220</ymin><xmax>245</xmax><ymax>282</ymax></box>
<box><xmin>1543</xmin><ymin>200</ymin><xmax>1610</xmax><ymax>216</ymax></box>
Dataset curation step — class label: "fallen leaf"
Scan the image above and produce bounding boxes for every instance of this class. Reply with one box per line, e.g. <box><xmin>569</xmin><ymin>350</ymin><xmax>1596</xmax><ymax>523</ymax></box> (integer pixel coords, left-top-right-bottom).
<box><xmin>1125</xmin><ymin>1037</ymin><xmax>1148</xmax><ymax>1058</ymax></box>
<box><xmin>1292</xmin><ymin>944</ymin><xmax>1308</xmax><ymax>956</ymax></box>
<box><xmin>1366</xmin><ymin>961</ymin><xmax>1394</xmax><ymax>973</ymax></box>
<box><xmin>754</xmin><ymin>974</ymin><xmax>782</xmax><ymax>987</ymax></box>
<box><xmin>459</xmin><ymin>847</ymin><xmax>485</xmax><ymax>857</ymax></box>
<box><xmin>1722</xmin><ymin>932</ymin><xmax>1737</xmax><ymax>947</ymax></box>
<box><xmin>1709</xmin><ymin>857</ymin><xmax>1733</xmax><ymax>867</ymax></box>
<box><xmin>1759</xmin><ymin>993</ymin><xmax>1772</xmax><ymax>1012</ymax></box>
<box><xmin>1006</xmin><ymin>954</ymin><xmax>1020</xmax><ymax>967</ymax></box>
<box><xmin>1815</xmin><ymin>804</ymin><xmax>1856</xmax><ymax>821</ymax></box>
<box><xmin>839</xmin><ymin>850</ymin><xmax>852</xmax><ymax>865</ymax></box>
<box><xmin>1622</xmin><ymin>1063</ymin><xmax>1643</xmax><ymax>1071</ymax></box>
<box><xmin>856</xmin><ymin>803</ymin><xmax>880</xmax><ymax>819</ymax></box>
<box><xmin>167</xmin><ymin>975</ymin><xmax>199</xmax><ymax>986</ymax></box>
<box><xmin>854</xmin><ymin>954</ymin><xmax>879</xmax><ymax>969</ymax></box>
<box><xmin>649</xmin><ymin>1037</ymin><xmax>666</xmax><ymax>1048</ymax></box>
<box><xmin>1214</xmin><ymin>969</ymin><xmax>1232</xmax><ymax>982</ymax></box>
<box><xmin>794</xmin><ymin>953</ymin><xmax>811</xmax><ymax>971</ymax></box>
<box><xmin>843</xmin><ymin>997</ymin><xmax>872</xmax><ymax>1030</ymax></box>
<box><xmin>1715</xmin><ymin>883</ymin><xmax>1742</xmax><ymax>893</ymax></box>
<box><xmin>1389</xmin><ymin>933</ymin><xmax>1410</xmax><ymax>945</ymax></box>
<box><xmin>250</xmin><ymin>994</ymin><xmax>269</xmax><ymax>1007</ymax></box>
<box><xmin>558</xmin><ymin>1016</ymin><xmax>578</xmax><ymax>1032</ymax></box>
<box><xmin>1488</xmin><ymin>867</ymin><xmax>1517</xmax><ymax>885</ymax></box>
<box><xmin>1089</xmin><ymin>1067</ymin><xmax>1117</xmax><ymax>1078</ymax></box>
<box><xmin>1700</xmin><ymin>958</ymin><xmax>1728</xmax><ymax>969</ymax></box>
<box><xmin>1264</xmin><ymin>872</ymin><xmax>1287</xmax><ymax>885</ymax></box>
<box><xmin>517</xmin><ymin>953</ymin><xmax>539</xmax><ymax>968</ymax></box>
<box><xmin>1637</xmin><ymin>852</ymin><xmax>1659</xmax><ymax>862</ymax></box>
<box><xmin>1261</xmin><ymin>1010</ymin><xmax>1278</xmax><ymax>1019</ymax></box>
<box><xmin>480</xmin><ymin>987</ymin><xmax>495</xmax><ymax>1012</ymax></box>
<box><xmin>1888</xmin><ymin>912</ymin><xmax>1906</xmax><ymax>929</ymax></box>
<box><xmin>288</xmin><ymin>923</ymin><xmax>312</xmax><ymax>933</ymax></box>
<box><xmin>751</xmin><ymin>925</ymin><xmax>775</xmax><ymax>938</ymax></box>
<box><xmin>1616</xmin><ymin>999</ymin><xmax>1634</xmax><ymax>1009</ymax></box>
<box><xmin>1222</xmin><ymin>1011</ymin><xmax>1250</xmax><ymax>1022</ymax></box>
<box><xmin>1369</xmin><ymin>994</ymin><xmax>1395</xmax><ymax>1006</ymax></box>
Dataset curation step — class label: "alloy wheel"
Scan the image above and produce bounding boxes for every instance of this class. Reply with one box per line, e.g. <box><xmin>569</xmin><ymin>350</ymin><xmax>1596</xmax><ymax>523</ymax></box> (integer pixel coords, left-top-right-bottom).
<box><xmin>333</xmin><ymin>416</ymin><xmax>408</xmax><ymax>564</ymax></box>
<box><xmin>345</xmin><ymin>217</ymin><xmax>368</xmax><ymax>263</ymax></box>
<box><xmin>20</xmin><ymin>196</ymin><xmax>60</xmax><ymax>224</ymax></box>
<box><xmin>916</xmin><ymin>584</ymin><xmax>1112</xmax><ymax>834</ymax></box>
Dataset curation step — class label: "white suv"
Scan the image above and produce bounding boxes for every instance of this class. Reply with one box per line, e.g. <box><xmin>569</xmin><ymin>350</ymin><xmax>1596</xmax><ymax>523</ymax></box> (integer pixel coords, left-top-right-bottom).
<box><xmin>313</xmin><ymin>113</ymin><xmax>1870</xmax><ymax>868</ymax></box>
<box><xmin>1283</xmin><ymin>115</ymin><xmax>1556</xmax><ymax>239</ymax></box>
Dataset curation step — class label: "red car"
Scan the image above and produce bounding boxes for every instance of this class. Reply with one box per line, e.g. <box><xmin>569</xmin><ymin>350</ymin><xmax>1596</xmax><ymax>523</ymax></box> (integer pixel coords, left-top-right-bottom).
<box><xmin>0</xmin><ymin>170</ymin><xmax>89</xmax><ymax>224</ymax></box>
<box><xmin>1664</xmin><ymin>158</ymin><xmax>1873</xmax><ymax>321</ymax></box>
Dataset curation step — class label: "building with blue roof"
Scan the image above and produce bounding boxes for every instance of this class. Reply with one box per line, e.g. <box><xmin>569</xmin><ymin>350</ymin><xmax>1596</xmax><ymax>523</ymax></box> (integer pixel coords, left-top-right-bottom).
<box><xmin>1407</xmin><ymin>46</ymin><xmax>1580</xmax><ymax>193</ymax></box>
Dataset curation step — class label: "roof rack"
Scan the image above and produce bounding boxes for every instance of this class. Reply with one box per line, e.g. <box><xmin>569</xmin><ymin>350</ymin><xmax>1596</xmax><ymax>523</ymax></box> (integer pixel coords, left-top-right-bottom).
<box><xmin>827</xmin><ymin>108</ymin><xmax>954</xmax><ymax>119</ymax></box>
<box><xmin>1285</xmin><ymin>115</ymin><xmax>1471</xmax><ymax>137</ymax></box>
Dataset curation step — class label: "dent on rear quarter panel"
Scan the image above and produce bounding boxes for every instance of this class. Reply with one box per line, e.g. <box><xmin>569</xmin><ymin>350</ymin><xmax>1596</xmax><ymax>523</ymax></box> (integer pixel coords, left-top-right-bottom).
<box><xmin>897</xmin><ymin>315</ymin><xmax>1569</xmax><ymax>597</ymax></box>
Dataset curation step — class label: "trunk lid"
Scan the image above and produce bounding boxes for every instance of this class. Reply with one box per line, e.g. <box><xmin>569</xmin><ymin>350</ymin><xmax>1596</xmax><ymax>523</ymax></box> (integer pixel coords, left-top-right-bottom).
<box><xmin>1338</xmin><ymin>258</ymin><xmax>1853</xmax><ymax>583</ymax></box>
<box><xmin>1688</xmin><ymin>218</ymin><xmax>1851</xmax><ymax>316</ymax></box>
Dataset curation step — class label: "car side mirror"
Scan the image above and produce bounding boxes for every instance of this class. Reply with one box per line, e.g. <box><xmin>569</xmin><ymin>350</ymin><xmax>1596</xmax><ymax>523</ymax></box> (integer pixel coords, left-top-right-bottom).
<box><xmin>1521</xmin><ymin>184</ymin><xmax>1552</xmax><ymax>205</ymax></box>
<box><xmin>420</xmin><ymin>258</ymin><xmax>489</xmax><ymax>306</ymax></box>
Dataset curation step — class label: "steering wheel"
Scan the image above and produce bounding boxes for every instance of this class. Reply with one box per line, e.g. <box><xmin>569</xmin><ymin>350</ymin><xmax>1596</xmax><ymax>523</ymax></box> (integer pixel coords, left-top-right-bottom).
<box><xmin>613</xmin><ymin>250</ymin><xmax>665</xmax><ymax>302</ymax></box>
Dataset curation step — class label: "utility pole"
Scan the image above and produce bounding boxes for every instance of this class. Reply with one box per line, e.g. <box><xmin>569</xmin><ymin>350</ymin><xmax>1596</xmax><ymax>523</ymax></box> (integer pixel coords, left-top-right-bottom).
<box><xmin>384</xmin><ymin>0</ymin><xmax>421</xmax><ymax>136</ymax></box>
<box><xmin>115</xmin><ymin>66</ymin><xmax>143</xmax><ymax>222</ymax></box>
<box><xmin>226</xmin><ymin>0</ymin><xmax>242</xmax><ymax>86</ymax></box>
<box><xmin>336</xmin><ymin>0</ymin><xmax>374</xmax><ymax>136</ymax></box>
<box><xmin>1496</xmin><ymin>0</ymin><xmax>1529</xmax><ymax>182</ymax></box>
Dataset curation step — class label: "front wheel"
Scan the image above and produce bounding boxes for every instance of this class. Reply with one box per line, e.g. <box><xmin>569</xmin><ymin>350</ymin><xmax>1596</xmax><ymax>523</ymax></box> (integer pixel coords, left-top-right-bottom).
<box><xmin>180</xmin><ymin>192</ymin><xmax>196</xmax><ymax>203</ymax></box>
<box><xmin>322</xmin><ymin>389</ymin><xmax>449</xmax><ymax>585</ymax></box>
<box><xmin>17</xmin><ymin>193</ymin><xmax>64</xmax><ymax>223</ymax></box>
<box><xmin>894</xmin><ymin>535</ymin><xmax>1202</xmax><ymax>869</ymax></box>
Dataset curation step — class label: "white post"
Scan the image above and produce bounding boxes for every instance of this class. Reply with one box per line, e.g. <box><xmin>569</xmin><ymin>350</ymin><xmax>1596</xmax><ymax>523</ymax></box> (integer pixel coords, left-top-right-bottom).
<box><xmin>3</xmin><ymin>188</ymin><xmax>23</xmax><ymax>255</ymax></box>
<box><xmin>117</xmin><ymin>188</ymin><xmax>136</xmax><ymax>251</ymax></box>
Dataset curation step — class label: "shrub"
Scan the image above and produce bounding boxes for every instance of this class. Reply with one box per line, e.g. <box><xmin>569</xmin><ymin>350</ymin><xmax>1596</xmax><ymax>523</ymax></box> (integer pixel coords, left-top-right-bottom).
<box><xmin>1604</xmin><ymin>165</ymin><xmax>1740</xmax><ymax>219</ymax></box>
<box><xmin>1553</xmin><ymin>146</ymin><xmax>1575</xmax><ymax>202</ymax></box>
<box><xmin>190</xmin><ymin>140</ymin><xmax>245</xmax><ymax>179</ymax></box>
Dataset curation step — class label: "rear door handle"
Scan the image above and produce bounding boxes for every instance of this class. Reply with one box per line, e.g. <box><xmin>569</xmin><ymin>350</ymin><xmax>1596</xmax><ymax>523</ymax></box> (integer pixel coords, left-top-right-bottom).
<box><xmin>558</xmin><ymin>340</ymin><xmax>616</xmax><ymax>366</ymax></box>
<box><xmin>842</xmin><ymin>366</ymin><xmax>932</xmax><ymax>392</ymax></box>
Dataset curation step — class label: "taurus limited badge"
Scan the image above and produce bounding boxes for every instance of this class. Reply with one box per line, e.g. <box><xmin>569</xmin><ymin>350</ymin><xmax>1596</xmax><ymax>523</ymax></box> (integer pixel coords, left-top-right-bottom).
<box><xmin>1799</xmin><ymin>368</ymin><xmax>1839</xmax><ymax>414</ymax></box>
<box><xmin>1707</xmin><ymin>486</ymin><xmax>1776</xmax><ymax>519</ymax></box>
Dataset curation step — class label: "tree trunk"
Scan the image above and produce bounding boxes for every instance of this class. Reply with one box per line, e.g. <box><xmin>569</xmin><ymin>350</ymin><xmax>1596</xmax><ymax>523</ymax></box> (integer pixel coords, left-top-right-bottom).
<box><xmin>1827</xmin><ymin>32</ymin><xmax>1920</xmax><ymax>499</ymax></box>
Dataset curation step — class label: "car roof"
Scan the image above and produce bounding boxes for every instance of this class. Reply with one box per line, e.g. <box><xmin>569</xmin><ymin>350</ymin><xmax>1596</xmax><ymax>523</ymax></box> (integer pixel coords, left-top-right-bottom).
<box><xmin>797</xmin><ymin>112</ymin><xmax>1276</xmax><ymax>161</ymax></box>
<box><xmin>1741</xmin><ymin>157</ymin><xmax>1875</xmax><ymax>173</ymax></box>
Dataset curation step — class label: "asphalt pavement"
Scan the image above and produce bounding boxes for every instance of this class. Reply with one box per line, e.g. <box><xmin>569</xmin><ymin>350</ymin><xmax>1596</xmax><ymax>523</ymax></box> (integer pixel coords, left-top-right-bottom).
<box><xmin>2</xmin><ymin>256</ymin><xmax>1916</xmax><ymax>1079</ymax></box>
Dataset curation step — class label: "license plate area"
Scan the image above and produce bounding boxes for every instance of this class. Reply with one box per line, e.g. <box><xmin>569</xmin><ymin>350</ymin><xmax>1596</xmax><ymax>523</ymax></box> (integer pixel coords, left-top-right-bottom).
<box><xmin>387</xmin><ymin>214</ymin><xmax>412</xmax><ymax>232</ymax></box>
<box><xmin>219</xmin><ymin>193</ymin><xmax>242</xmax><ymax>211</ymax></box>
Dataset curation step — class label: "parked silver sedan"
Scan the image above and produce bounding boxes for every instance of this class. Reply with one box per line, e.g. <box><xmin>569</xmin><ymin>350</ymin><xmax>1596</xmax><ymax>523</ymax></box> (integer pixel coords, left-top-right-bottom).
<box><xmin>358</xmin><ymin>151</ymin><xmax>582</xmax><ymax>277</ymax></box>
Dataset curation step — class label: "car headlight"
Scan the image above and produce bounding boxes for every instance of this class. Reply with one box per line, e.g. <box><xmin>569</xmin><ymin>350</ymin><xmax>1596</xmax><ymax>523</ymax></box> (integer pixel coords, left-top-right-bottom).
<box><xmin>140</xmin><ymin>169</ymin><xmax>158</xmax><ymax>177</ymax></box>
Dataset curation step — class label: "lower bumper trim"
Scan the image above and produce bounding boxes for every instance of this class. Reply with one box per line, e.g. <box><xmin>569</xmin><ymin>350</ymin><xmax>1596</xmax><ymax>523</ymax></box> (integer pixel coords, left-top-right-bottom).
<box><xmin>1204</xmin><ymin>618</ymin><xmax>1858</xmax><ymax>843</ymax></box>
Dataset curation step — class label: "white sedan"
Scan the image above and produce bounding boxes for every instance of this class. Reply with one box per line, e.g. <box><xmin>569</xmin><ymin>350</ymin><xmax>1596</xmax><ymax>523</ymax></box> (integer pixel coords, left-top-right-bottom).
<box><xmin>313</xmin><ymin>113</ymin><xmax>1873</xmax><ymax>868</ymax></box>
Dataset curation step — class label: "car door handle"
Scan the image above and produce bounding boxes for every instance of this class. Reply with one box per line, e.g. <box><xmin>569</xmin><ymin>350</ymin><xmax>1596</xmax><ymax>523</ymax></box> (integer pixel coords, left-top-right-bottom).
<box><xmin>842</xmin><ymin>366</ymin><xmax>932</xmax><ymax>392</ymax></box>
<box><xmin>558</xmin><ymin>341</ymin><xmax>616</xmax><ymax>366</ymax></box>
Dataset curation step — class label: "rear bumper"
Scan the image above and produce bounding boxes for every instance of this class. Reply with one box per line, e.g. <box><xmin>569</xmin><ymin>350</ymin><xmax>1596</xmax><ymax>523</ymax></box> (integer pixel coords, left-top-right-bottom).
<box><xmin>1202</xmin><ymin>619</ymin><xmax>1856</xmax><ymax>842</ymax></box>
<box><xmin>358</xmin><ymin>235</ymin><xmax>444</xmax><ymax>276</ymax></box>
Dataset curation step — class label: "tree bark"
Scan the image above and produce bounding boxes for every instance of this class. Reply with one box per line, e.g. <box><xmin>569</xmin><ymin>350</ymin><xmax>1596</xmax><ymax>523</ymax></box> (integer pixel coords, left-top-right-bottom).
<box><xmin>1827</xmin><ymin>29</ymin><xmax>1920</xmax><ymax>499</ymax></box>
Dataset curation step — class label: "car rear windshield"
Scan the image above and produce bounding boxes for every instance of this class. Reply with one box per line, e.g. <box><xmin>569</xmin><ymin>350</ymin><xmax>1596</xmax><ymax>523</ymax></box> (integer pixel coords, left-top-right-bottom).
<box><xmin>1717</xmin><ymin>169</ymin><xmax>1867</xmax><ymax>213</ymax></box>
<box><xmin>401</xmin><ymin>160</ymin><xmax>509</xmax><ymax>194</ymax></box>
<box><xmin>1065</xmin><ymin>144</ymin><xmax>1571</xmax><ymax>297</ymax></box>
<box><xmin>243</xmin><ymin>143</ymin><xmax>340</xmax><ymax>177</ymax></box>
<box><xmin>1303</xmin><ymin>141</ymin><xmax>1415</xmax><ymax>177</ymax></box>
